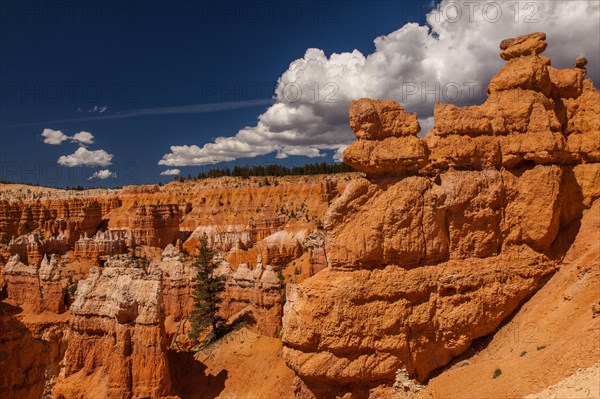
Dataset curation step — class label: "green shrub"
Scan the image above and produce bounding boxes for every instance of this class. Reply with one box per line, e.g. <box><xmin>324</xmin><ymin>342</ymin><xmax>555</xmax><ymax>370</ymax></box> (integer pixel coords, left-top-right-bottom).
<box><xmin>492</xmin><ymin>368</ymin><xmax>502</xmax><ymax>379</ymax></box>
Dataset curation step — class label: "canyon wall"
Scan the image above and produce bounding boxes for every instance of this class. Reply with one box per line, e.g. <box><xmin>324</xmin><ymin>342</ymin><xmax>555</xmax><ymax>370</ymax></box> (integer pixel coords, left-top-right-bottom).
<box><xmin>281</xmin><ymin>32</ymin><xmax>600</xmax><ymax>397</ymax></box>
<box><xmin>0</xmin><ymin>175</ymin><xmax>345</xmax><ymax>398</ymax></box>
<box><xmin>0</xmin><ymin>197</ymin><xmax>118</xmax><ymax>246</ymax></box>
<box><xmin>0</xmin><ymin>301</ymin><xmax>66</xmax><ymax>399</ymax></box>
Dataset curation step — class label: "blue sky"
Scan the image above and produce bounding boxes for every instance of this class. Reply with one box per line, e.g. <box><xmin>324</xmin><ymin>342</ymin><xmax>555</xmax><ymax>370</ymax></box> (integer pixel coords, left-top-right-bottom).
<box><xmin>1</xmin><ymin>1</ymin><xmax>598</xmax><ymax>187</ymax></box>
<box><xmin>0</xmin><ymin>1</ymin><xmax>431</xmax><ymax>187</ymax></box>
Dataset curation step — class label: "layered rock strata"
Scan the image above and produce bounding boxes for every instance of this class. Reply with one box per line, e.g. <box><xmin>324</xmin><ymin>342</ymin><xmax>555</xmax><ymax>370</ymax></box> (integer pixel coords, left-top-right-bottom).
<box><xmin>0</xmin><ymin>198</ymin><xmax>113</xmax><ymax>245</ymax></box>
<box><xmin>73</xmin><ymin>230</ymin><xmax>128</xmax><ymax>264</ymax></box>
<box><xmin>126</xmin><ymin>204</ymin><xmax>181</xmax><ymax>248</ymax></box>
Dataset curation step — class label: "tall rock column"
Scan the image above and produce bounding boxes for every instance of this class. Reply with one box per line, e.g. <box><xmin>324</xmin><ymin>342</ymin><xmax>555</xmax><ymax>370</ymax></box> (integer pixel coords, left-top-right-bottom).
<box><xmin>53</xmin><ymin>259</ymin><xmax>172</xmax><ymax>398</ymax></box>
<box><xmin>281</xmin><ymin>32</ymin><xmax>600</xmax><ymax>398</ymax></box>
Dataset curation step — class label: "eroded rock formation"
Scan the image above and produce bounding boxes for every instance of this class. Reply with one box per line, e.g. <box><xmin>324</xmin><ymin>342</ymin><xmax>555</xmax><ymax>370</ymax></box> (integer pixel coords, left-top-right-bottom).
<box><xmin>73</xmin><ymin>230</ymin><xmax>129</xmax><ymax>264</ymax></box>
<box><xmin>219</xmin><ymin>255</ymin><xmax>283</xmax><ymax>337</ymax></box>
<box><xmin>153</xmin><ymin>244</ymin><xmax>194</xmax><ymax>322</ymax></box>
<box><xmin>0</xmin><ymin>301</ymin><xmax>66</xmax><ymax>399</ymax></box>
<box><xmin>282</xmin><ymin>32</ymin><xmax>600</xmax><ymax>397</ymax></box>
<box><xmin>303</xmin><ymin>232</ymin><xmax>327</xmax><ymax>275</ymax></box>
<box><xmin>3</xmin><ymin>253</ymin><xmax>65</xmax><ymax>314</ymax></box>
<box><xmin>0</xmin><ymin>198</ymin><xmax>113</xmax><ymax>246</ymax></box>
<box><xmin>2</xmin><ymin>233</ymin><xmax>68</xmax><ymax>266</ymax></box>
<box><xmin>54</xmin><ymin>259</ymin><xmax>172</xmax><ymax>398</ymax></box>
<box><xmin>126</xmin><ymin>204</ymin><xmax>181</xmax><ymax>248</ymax></box>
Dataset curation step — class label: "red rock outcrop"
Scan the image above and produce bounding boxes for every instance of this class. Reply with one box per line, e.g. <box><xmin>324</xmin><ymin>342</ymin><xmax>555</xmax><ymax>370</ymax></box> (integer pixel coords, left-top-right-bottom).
<box><xmin>0</xmin><ymin>201</ymin><xmax>21</xmax><ymax>243</ymax></box>
<box><xmin>54</xmin><ymin>258</ymin><xmax>172</xmax><ymax>398</ymax></box>
<box><xmin>3</xmin><ymin>233</ymin><xmax>68</xmax><ymax>266</ymax></box>
<box><xmin>183</xmin><ymin>215</ymin><xmax>289</xmax><ymax>255</ymax></box>
<box><xmin>125</xmin><ymin>204</ymin><xmax>181</xmax><ymax>248</ymax></box>
<box><xmin>344</xmin><ymin>100</ymin><xmax>426</xmax><ymax>175</ymax></box>
<box><xmin>281</xmin><ymin>32</ymin><xmax>600</xmax><ymax>397</ymax></box>
<box><xmin>184</xmin><ymin>224</ymin><xmax>253</xmax><ymax>253</ymax></box>
<box><xmin>0</xmin><ymin>301</ymin><xmax>66</xmax><ymax>399</ymax></box>
<box><xmin>14</xmin><ymin>199</ymin><xmax>109</xmax><ymax>245</ymax></box>
<box><xmin>217</xmin><ymin>255</ymin><xmax>283</xmax><ymax>337</ymax></box>
<box><xmin>260</xmin><ymin>229</ymin><xmax>306</xmax><ymax>266</ymax></box>
<box><xmin>302</xmin><ymin>232</ymin><xmax>327</xmax><ymax>276</ymax></box>
<box><xmin>3</xmin><ymin>253</ymin><xmax>65</xmax><ymax>314</ymax></box>
<box><xmin>0</xmin><ymin>196</ymin><xmax>119</xmax><ymax>251</ymax></box>
<box><xmin>151</xmin><ymin>244</ymin><xmax>284</xmax><ymax>338</ymax></box>
<box><xmin>153</xmin><ymin>244</ymin><xmax>194</xmax><ymax>322</ymax></box>
<box><xmin>73</xmin><ymin>230</ymin><xmax>128</xmax><ymax>264</ymax></box>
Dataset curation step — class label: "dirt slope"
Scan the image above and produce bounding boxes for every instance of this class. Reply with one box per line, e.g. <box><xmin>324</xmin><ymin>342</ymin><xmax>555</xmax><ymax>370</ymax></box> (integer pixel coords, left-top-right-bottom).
<box><xmin>167</xmin><ymin>327</ymin><xmax>296</xmax><ymax>399</ymax></box>
<box><xmin>524</xmin><ymin>362</ymin><xmax>600</xmax><ymax>399</ymax></box>
<box><xmin>418</xmin><ymin>200</ymin><xmax>600</xmax><ymax>399</ymax></box>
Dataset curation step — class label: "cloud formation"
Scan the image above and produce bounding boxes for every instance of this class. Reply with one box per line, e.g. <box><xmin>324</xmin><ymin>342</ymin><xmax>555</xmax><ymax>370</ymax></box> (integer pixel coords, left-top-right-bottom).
<box><xmin>91</xmin><ymin>105</ymin><xmax>109</xmax><ymax>114</ymax></box>
<box><xmin>14</xmin><ymin>99</ymin><xmax>272</xmax><ymax>128</ymax></box>
<box><xmin>88</xmin><ymin>169</ymin><xmax>117</xmax><ymax>180</ymax></box>
<box><xmin>41</xmin><ymin>128</ymin><xmax>95</xmax><ymax>146</ymax></box>
<box><xmin>58</xmin><ymin>147</ymin><xmax>113</xmax><ymax>167</ymax></box>
<box><xmin>160</xmin><ymin>169</ymin><xmax>181</xmax><ymax>176</ymax></box>
<box><xmin>42</xmin><ymin>128</ymin><xmax>68</xmax><ymax>145</ymax></box>
<box><xmin>159</xmin><ymin>0</ymin><xmax>599</xmax><ymax>167</ymax></box>
<box><xmin>71</xmin><ymin>131</ymin><xmax>95</xmax><ymax>145</ymax></box>
<box><xmin>41</xmin><ymin>128</ymin><xmax>110</xmax><ymax>168</ymax></box>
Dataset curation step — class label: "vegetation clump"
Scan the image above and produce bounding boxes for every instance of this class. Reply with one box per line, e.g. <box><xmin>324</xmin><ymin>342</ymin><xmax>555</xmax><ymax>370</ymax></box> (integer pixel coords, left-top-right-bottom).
<box><xmin>492</xmin><ymin>368</ymin><xmax>502</xmax><ymax>379</ymax></box>
<box><xmin>189</xmin><ymin>234</ymin><xmax>226</xmax><ymax>343</ymax></box>
<box><xmin>188</xmin><ymin>162</ymin><xmax>355</xmax><ymax>180</ymax></box>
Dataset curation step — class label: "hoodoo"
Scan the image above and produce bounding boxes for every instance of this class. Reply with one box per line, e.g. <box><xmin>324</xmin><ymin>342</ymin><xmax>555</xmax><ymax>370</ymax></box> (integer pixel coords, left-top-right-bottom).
<box><xmin>281</xmin><ymin>32</ymin><xmax>600</xmax><ymax>397</ymax></box>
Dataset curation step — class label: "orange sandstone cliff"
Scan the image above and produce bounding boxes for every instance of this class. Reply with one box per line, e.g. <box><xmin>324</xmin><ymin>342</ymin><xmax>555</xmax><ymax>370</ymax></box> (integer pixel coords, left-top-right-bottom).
<box><xmin>281</xmin><ymin>32</ymin><xmax>599</xmax><ymax>397</ymax></box>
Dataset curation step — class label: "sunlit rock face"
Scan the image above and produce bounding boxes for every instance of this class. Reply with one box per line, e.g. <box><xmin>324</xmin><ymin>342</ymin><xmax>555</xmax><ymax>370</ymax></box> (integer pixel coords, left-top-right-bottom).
<box><xmin>55</xmin><ymin>260</ymin><xmax>172</xmax><ymax>399</ymax></box>
<box><xmin>218</xmin><ymin>254</ymin><xmax>284</xmax><ymax>337</ymax></box>
<box><xmin>282</xmin><ymin>32</ymin><xmax>600</xmax><ymax>397</ymax></box>
<box><xmin>3</xmin><ymin>253</ymin><xmax>65</xmax><ymax>314</ymax></box>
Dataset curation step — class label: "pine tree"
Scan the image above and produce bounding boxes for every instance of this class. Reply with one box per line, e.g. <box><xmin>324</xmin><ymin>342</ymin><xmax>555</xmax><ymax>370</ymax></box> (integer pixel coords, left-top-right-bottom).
<box><xmin>189</xmin><ymin>234</ymin><xmax>226</xmax><ymax>341</ymax></box>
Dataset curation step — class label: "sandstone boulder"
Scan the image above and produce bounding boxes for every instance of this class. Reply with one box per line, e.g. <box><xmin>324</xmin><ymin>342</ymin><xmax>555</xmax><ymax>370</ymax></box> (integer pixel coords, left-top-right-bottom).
<box><xmin>343</xmin><ymin>136</ymin><xmax>429</xmax><ymax>175</ymax></box>
<box><xmin>349</xmin><ymin>99</ymin><xmax>420</xmax><ymax>140</ymax></box>
<box><xmin>499</xmin><ymin>32</ymin><xmax>547</xmax><ymax>60</ymax></box>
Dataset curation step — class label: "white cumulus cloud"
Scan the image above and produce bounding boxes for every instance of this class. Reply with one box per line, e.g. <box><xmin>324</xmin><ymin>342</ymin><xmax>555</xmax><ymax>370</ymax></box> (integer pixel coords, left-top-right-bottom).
<box><xmin>160</xmin><ymin>169</ymin><xmax>181</xmax><ymax>176</ymax></box>
<box><xmin>71</xmin><ymin>131</ymin><xmax>95</xmax><ymax>145</ymax></box>
<box><xmin>158</xmin><ymin>0</ymin><xmax>599</xmax><ymax>167</ymax></box>
<box><xmin>41</xmin><ymin>129</ymin><xmax>95</xmax><ymax>146</ymax></box>
<box><xmin>57</xmin><ymin>147</ymin><xmax>113</xmax><ymax>167</ymax></box>
<box><xmin>88</xmin><ymin>169</ymin><xmax>116</xmax><ymax>180</ymax></box>
<box><xmin>42</xmin><ymin>128</ymin><xmax>68</xmax><ymax>145</ymax></box>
